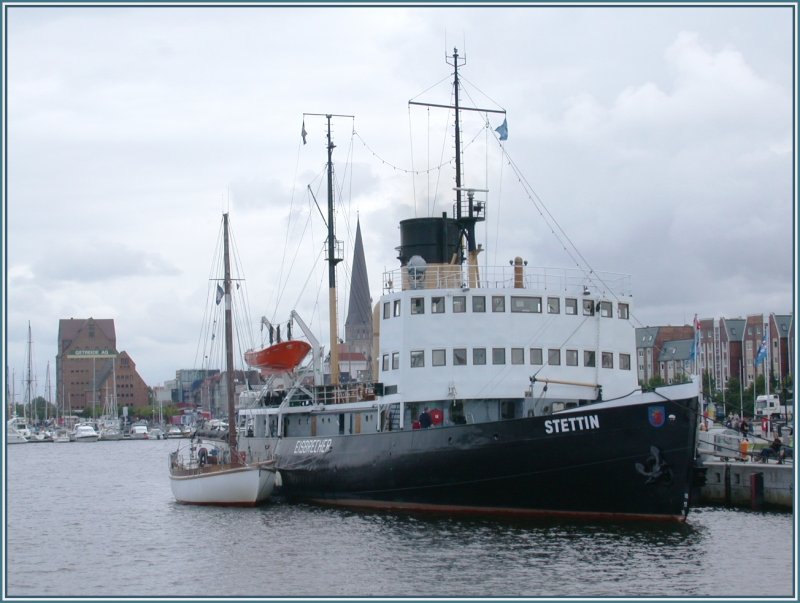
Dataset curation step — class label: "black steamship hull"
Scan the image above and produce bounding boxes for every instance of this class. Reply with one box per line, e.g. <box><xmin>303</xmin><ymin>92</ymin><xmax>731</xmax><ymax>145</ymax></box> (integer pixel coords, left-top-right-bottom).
<box><xmin>273</xmin><ymin>396</ymin><xmax>700</xmax><ymax>521</ymax></box>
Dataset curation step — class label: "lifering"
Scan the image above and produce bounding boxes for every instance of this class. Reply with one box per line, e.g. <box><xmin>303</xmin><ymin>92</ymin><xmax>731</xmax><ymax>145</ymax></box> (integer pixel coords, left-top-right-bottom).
<box><xmin>198</xmin><ymin>447</ymin><xmax>208</xmax><ymax>466</ymax></box>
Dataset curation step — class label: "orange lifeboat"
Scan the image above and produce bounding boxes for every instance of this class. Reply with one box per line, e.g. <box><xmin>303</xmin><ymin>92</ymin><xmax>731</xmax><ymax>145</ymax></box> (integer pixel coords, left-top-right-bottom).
<box><xmin>244</xmin><ymin>340</ymin><xmax>312</xmax><ymax>374</ymax></box>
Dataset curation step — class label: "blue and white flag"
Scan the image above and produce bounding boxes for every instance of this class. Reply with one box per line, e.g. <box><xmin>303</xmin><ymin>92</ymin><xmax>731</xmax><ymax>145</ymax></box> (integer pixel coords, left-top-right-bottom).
<box><xmin>495</xmin><ymin>117</ymin><xmax>508</xmax><ymax>141</ymax></box>
<box><xmin>689</xmin><ymin>314</ymin><xmax>701</xmax><ymax>361</ymax></box>
<box><xmin>755</xmin><ymin>333</ymin><xmax>768</xmax><ymax>367</ymax></box>
<box><xmin>215</xmin><ymin>284</ymin><xmax>224</xmax><ymax>305</ymax></box>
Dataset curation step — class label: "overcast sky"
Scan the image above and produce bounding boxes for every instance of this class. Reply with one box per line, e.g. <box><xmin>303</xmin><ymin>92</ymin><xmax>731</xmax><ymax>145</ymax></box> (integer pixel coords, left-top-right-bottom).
<box><xmin>3</xmin><ymin>2</ymin><xmax>795</xmax><ymax>395</ymax></box>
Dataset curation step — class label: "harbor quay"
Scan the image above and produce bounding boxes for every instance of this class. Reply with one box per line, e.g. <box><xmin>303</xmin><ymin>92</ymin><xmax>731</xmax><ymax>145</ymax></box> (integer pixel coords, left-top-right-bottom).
<box><xmin>697</xmin><ymin>460</ymin><xmax>794</xmax><ymax>511</ymax></box>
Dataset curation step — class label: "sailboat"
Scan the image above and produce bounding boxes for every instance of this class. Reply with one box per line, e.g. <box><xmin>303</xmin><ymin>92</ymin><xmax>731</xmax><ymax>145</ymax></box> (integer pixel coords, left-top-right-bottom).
<box><xmin>168</xmin><ymin>213</ymin><xmax>276</xmax><ymax>506</ymax></box>
<box><xmin>241</xmin><ymin>49</ymin><xmax>702</xmax><ymax>522</ymax></box>
<box><xmin>99</xmin><ymin>362</ymin><xmax>123</xmax><ymax>441</ymax></box>
<box><xmin>6</xmin><ymin>329</ymin><xmax>34</xmax><ymax>445</ymax></box>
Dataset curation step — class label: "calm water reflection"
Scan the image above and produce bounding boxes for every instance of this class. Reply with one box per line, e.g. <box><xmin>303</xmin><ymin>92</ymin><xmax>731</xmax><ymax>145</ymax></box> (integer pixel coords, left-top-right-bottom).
<box><xmin>4</xmin><ymin>439</ymin><xmax>795</xmax><ymax>598</ymax></box>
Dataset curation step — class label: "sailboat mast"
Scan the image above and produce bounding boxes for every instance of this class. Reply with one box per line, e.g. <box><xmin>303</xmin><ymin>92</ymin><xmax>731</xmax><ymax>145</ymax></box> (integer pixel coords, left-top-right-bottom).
<box><xmin>45</xmin><ymin>361</ymin><xmax>51</xmax><ymax>423</ymax></box>
<box><xmin>222</xmin><ymin>213</ymin><xmax>238</xmax><ymax>457</ymax></box>
<box><xmin>25</xmin><ymin>321</ymin><xmax>32</xmax><ymax>422</ymax></box>
<box><xmin>325</xmin><ymin>114</ymin><xmax>342</xmax><ymax>386</ymax></box>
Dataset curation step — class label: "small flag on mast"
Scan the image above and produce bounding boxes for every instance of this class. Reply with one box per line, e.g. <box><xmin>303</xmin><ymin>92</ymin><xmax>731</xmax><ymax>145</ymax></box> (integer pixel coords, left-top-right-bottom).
<box><xmin>215</xmin><ymin>284</ymin><xmax>224</xmax><ymax>305</ymax></box>
<box><xmin>301</xmin><ymin>120</ymin><xmax>307</xmax><ymax>145</ymax></box>
<box><xmin>495</xmin><ymin>117</ymin><xmax>508</xmax><ymax>141</ymax></box>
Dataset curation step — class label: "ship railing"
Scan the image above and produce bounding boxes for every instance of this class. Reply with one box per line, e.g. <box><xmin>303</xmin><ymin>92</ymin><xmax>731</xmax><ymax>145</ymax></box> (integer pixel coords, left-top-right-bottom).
<box><xmin>382</xmin><ymin>265</ymin><xmax>631</xmax><ymax>297</ymax></box>
<box><xmin>237</xmin><ymin>363</ymin><xmax>318</xmax><ymax>410</ymax></box>
<box><xmin>309</xmin><ymin>382</ymin><xmax>378</xmax><ymax>406</ymax></box>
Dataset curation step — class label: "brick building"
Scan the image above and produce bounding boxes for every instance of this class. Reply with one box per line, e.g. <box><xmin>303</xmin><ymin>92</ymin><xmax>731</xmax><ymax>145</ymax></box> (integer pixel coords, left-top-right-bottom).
<box><xmin>56</xmin><ymin>318</ymin><xmax>149</xmax><ymax>414</ymax></box>
<box><xmin>769</xmin><ymin>314</ymin><xmax>794</xmax><ymax>385</ymax></box>
<box><xmin>692</xmin><ymin>313</ymin><xmax>793</xmax><ymax>393</ymax></box>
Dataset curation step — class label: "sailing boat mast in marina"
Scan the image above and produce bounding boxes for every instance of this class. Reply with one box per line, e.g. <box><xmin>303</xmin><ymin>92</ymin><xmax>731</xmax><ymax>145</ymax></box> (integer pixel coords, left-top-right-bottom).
<box><xmin>221</xmin><ymin>212</ymin><xmax>238</xmax><ymax>458</ymax></box>
<box><xmin>25</xmin><ymin>322</ymin><xmax>33</xmax><ymax>422</ymax></box>
<box><xmin>45</xmin><ymin>362</ymin><xmax>52</xmax><ymax>424</ymax></box>
<box><xmin>168</xmin><ymin>213</ymin><xmax>275</xmax><ymax>506</ymax></box>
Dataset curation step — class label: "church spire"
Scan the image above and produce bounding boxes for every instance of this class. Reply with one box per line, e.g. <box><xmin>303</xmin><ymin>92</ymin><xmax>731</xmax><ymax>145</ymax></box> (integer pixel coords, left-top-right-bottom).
<box><xmin>344</xmin><ymin>218</ymin><xmax>373</xmax><ymax>361</ymax></box>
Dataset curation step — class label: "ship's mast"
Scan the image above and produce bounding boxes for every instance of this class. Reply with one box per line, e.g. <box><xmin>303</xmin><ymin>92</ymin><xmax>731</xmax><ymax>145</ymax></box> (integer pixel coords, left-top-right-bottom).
<box><xmin>451</xmin><ymin>48</ymin><xmax>465</xmax><ymax>211</ymax></box>
<box><xmin>325</xmin><ymin>115</ymin><xmax>342</xmax><ymax>386</ymax></box>
<box><xmin>222</xmin><ymin>213</ymin><xmax>238</xmax><ymax>459</ymax></box>
<box><xmin>304</xmin><ymin>112</ymin><xmax>352</xmax><ymax>386</ymax></box>
<box><xmin>409</xmin><ymin>48</ymin><xmax>504</xmax><ymax>279</ymax></box>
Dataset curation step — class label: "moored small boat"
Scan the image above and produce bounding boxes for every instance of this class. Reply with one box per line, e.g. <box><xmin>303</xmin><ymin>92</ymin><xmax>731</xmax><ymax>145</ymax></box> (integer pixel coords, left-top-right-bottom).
<box><xmin>169</xmin><ymin>441</ymin><xmax>276</xmax><ymax>506</ymax></box>
<box><xmin>6</xmin><ymin>418</ymin><xmax>30</xmax><ymax>444</ymax></box>
<box><xmin>73</xmin><ymin>423</ymin><xmax>100</xmax><ymax>443</ymax></box>
<box><xmin>129</xmin><ymin>424</ymin><xmax>149</xmax><ymax>439</ymax></box>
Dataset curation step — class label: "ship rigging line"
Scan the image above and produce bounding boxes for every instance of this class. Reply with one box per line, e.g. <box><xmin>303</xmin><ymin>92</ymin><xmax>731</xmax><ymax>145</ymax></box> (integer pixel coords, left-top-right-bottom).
<box><xmin>486</xmin><ymin>132</ymin><xmax>642</xmax><ymax>323</ymax></box>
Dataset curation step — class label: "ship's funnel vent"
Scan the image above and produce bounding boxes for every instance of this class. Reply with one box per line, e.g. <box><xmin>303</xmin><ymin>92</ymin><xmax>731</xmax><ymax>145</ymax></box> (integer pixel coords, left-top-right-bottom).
<box><xmin>397</xmin><ymin>217</ymin><xmax>462</xmax><ymax>266</ymax></box>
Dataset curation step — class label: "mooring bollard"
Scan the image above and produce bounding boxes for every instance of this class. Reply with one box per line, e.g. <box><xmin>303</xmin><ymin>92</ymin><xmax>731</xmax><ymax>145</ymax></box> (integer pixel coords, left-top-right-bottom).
<box><xmin>750</xmin><ymin>472</ymin><xmax>764</xmax><ymax>510</ymax></box>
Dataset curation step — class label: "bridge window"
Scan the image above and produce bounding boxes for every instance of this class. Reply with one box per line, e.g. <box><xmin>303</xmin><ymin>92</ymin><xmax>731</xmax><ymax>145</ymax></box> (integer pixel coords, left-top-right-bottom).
<box><xmin>382</xmin><ymin>354</ymin><xmax>389</xmax><ymax>372</ymax></box>
<box><xmin>548</xmin><ymin>349</ymin><xmax>561</xmax><ymax>366</ymax></box>
<box><xmin>602</xmin><ymin>352</ymin><xmax>614</xmax><ymax>369</ymax></box>
<box><xmin>453</xmin><ymin>348</ymin><xmax>467</xmax><ymax>366</ymax></box>
<box><xmin>383</xmin><ymin>302</ymin><xmax>390</xmax><ymax>319</ymax></box>
<box><xmin>432</xmin><ymin>349</ymin><xmax>446</xmax><ymax>366</ymax></box>
<box><xmin>431</xmin><ymin>296</ymin><xmax>445</xmax><ymax>314</ymax></box>
<box><xmin>410</xmin><ymin>350</ymin><xmax>425</xmax><ymax>368</ymax></box>
<box><xmin>511</xmin><ymin>348</ymin><xmax>524</xmax><ymax>365</ymax></box>
<box><xmin>473</xmin><ymin>348</ymin><xmax>486</xmax><ymax>365</ymax></box>
<box><xmin>492</xmin><ymin>348</ymin><xmax>506</xmax><ymax>365</ymax></box>
<box><xmin>392</xmin><ymin>352</ymin><xmax>400</xmax><ymax>370</ymax></box>
<box><xmin>492</xmin><ymin>296</ymin><xmax>505</xmax><ymax>312</ymax></box>
<box><xmin>472</xmin><ymin>296</ymin><xmax>486</xmax><ymax>312</ymax></box>
<box><xmin>618</xmin><ymin>303</ymin><xmax>629</xmax><ymax>319</ymax></box>
<box><xmin>453</xmin><ymin>295</ymin><xmax>466</xmax><ymax>313</ymax></box>
<box><xmin>530</xmin><ymin>348</ymin><xmax>543</xmax><ymax>365</ymax></box>
<box><xmin>547</xmin><ymin>297</ymin><xmax>560</xmax><ymax>314</ymax></box>
<box><xmin>599</xmin><ymin>301</ymin><xmax>612</xmax><ymax>318</ymax></box>
<box><xmin>566</xmin><ymin>298</ymin><xmax>578</xmax><ymax>315</ymax></box>
<box><xmin>566</xmin><ymin>350</ymin><xmax>578</xmax><ymax>366</ymax></box>
<box><xmin>393</xmin><ymin>300</ymin><xmax>401</xmax><ymax>317</ymax></box>
<box><xmin>583</xmin><ymin>299</ymin><xmax>595</xmax><ymax>316</ymax></box>
<box><xmin>411</xmin><ymin>297</ymin><xmax>425</xmax><ymax>315</ymax></box>
<box><xmin>620</xmin><ymin>353</ymin><xmax>631</xmax><ymax>370</ymax></box>
<box><xmin>584</xmin><ymin>351</ymin><xmax>596</xmax><ymax>367</ymax></box>
<box><xmin>511</xmin><ymin>296</ymin><xmax>541</xmax><ymax>313</ymax></box>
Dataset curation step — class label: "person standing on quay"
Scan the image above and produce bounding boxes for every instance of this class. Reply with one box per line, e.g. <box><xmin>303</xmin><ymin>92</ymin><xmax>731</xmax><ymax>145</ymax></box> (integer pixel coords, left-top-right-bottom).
<box><xmin>739</xmin><ymin>437</ymin><xmax>750</xmax><ymax>462</ymax></box>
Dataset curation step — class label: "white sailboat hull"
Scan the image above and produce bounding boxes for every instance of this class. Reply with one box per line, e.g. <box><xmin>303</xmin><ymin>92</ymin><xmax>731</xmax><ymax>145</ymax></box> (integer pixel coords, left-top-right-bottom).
<box><xmin>169</xmin><ymin>463</ymin><xmax>275</xmax><ymax>506</ymax></box>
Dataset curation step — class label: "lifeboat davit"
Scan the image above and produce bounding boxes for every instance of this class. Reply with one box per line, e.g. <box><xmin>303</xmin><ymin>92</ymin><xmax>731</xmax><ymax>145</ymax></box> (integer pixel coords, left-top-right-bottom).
<box><xmin>244</xmin><ymin>340</ymin><xmax>312</xmax><ymax>373</ymax></box>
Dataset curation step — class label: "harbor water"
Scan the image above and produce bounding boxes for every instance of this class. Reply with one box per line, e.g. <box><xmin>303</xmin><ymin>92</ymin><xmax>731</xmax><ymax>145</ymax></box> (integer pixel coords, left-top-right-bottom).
<box><xmin>4</xmin><ymin>439</ymin><xmax>796</xmax><ymax>598</ymax></box>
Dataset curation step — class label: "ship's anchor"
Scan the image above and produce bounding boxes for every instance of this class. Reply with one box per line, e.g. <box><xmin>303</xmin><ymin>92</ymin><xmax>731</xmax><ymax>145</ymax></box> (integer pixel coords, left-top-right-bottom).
<box><xmin>635</xmin><ymin>445</ymin><xmax>673</xmax><ymax>484</ymax></box>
